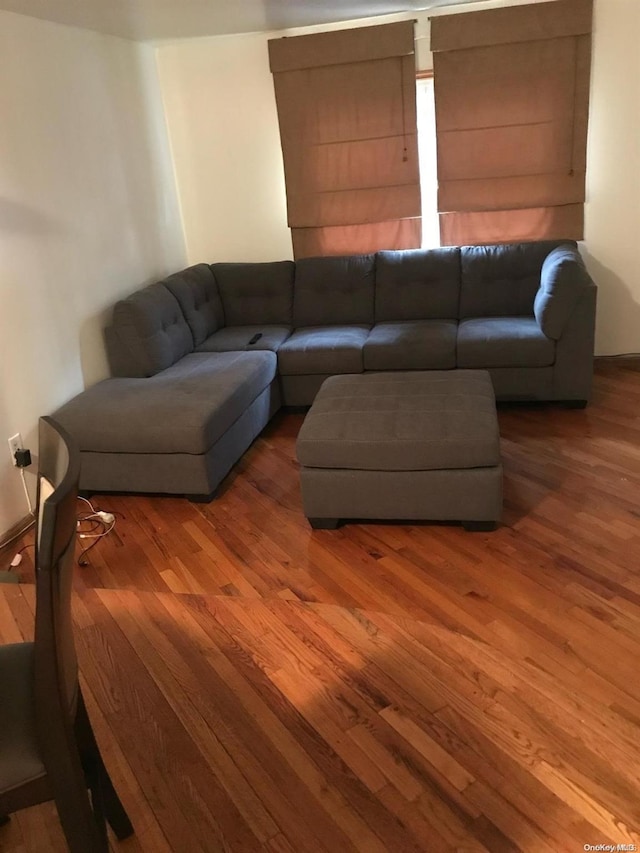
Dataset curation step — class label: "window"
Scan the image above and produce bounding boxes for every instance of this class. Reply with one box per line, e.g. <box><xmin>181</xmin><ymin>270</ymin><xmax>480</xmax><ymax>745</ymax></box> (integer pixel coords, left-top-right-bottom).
<box><xmin>430</xmin><ymin>0</ymin><xmax>593</xmax><ymax>245</ymax></box>
<box><xmin>268</xmin><ymin>22</ymin><xmax>422</xmax><ymax>258</ymax></box>
<box><xmin>416</xmin><ymin>75</ymin><xmax>440</xmax><ymax>249</ymax></box>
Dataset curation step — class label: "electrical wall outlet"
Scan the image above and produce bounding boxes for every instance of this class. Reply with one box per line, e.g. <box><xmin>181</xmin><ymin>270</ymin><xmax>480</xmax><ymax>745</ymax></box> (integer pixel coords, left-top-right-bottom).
<box><xmin>8</xmin><ymin>433</ymin><xmax>22</xmax><ymax>466</ymax></box>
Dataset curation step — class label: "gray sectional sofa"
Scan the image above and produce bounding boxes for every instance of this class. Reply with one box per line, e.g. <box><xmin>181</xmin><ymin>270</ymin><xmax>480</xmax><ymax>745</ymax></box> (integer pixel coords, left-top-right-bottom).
<box><xmin>54</xmin><ymin>241</ymin><xmax>597</xmax><ymax>500</ymax></box>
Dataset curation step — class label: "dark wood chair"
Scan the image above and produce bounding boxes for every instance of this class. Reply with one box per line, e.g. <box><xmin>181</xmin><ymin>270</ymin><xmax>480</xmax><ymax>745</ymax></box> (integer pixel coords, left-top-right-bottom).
<box><xmin>0</xmin><ymin>417</ymin><xmax>134</xmax><ymax>851</ymax></box>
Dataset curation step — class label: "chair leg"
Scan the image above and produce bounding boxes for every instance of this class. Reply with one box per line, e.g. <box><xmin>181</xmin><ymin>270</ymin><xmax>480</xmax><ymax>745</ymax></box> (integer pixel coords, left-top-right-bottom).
<box><xmin>76</xmin><ymin>694</ymin><xmax>134</xmax><ymax>841</ymax></box>
<box><xmin>88</xmin><ymin>771</ymin><xmax>109</xmax><ymax>846</ymax></box>
<box><xmin>37</xmin><ymin>702</ymin><xmax>108</xmax><ymax>853</ymax></box>
<box><xmin>51</xmin><ymin>770</ymin><xmax>109</xmax><ymax>853</ymax></box>
<box><xmin>94</xmin><ymin>764</ymin><xmax>133</xmax><ymax>840</ymax></box>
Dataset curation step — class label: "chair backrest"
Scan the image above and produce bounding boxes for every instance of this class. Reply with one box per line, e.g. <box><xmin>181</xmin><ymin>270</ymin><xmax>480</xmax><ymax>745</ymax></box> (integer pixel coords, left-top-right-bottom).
<box><xmin>34</xmin><ymin>416</ymin><xmax>81</xmax><ymax>722</ymax></box>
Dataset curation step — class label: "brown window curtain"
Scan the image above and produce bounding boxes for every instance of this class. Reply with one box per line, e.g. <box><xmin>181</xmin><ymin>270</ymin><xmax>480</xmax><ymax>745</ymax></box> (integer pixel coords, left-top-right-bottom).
<box><xmin>430</xmin><ymin>0</ymin><xmax>593</xmax><ymax>246</ymax></box>
<box><xmin>268</xmin><ymin>21</ymin><xmax>421</xmax><ymax>259</ymax></box>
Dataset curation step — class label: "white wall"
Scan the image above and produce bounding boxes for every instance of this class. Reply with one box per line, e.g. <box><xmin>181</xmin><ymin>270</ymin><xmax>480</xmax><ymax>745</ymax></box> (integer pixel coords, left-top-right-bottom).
<box><xmin>583</xmin><ymin>0</ymin><xmax>640</xmax><ymax>355</ymax></box>
<box><xmin>156</xmin><ymin>13</ymin><xmax>429</xmax><ymax>264</ymax></box>
<box><xmin>156</xmin><ymin>0</ymin><xmax>640</xmax><ymax>356</ymax></box>
<box><xmin>0</xmin><ymin>11</ymin><xmax>186</xmax><ymax>536</ymax></box>
<box><xmin>156</xmin><ymin>30</ymin><xmax>292</xmax><ymax>263</ymax></box>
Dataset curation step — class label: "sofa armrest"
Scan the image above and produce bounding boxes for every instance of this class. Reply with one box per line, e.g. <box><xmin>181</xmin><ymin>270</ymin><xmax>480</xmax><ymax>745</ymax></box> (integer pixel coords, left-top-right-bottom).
<box><xmin>551</xmin><ymin>281</ymin><xmax>597</xmax><ymax>402</ymax></box>
<box><xmin>534</xmin><ymin>245</ymin><xmax>594</xmax><ymax>340</ymax></box>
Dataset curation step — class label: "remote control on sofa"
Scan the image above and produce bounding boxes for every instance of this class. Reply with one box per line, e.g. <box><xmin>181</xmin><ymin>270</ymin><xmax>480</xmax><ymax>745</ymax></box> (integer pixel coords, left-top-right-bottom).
<box><xmin>248</xmin><ymin>333</ymin><xmax>263</xmax><ymax>345</ymax></box>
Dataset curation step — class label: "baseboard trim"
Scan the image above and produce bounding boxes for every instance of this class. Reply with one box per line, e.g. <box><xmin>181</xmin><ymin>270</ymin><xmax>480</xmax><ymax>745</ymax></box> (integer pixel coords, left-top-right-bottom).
<box><xmin>595</xmin><ymin>354</ymin><xmax>640</xmax><ymax>366</ymax></box>
<box><xmin>0</xmin><ymin>513</ymin><xmax>35</xmax><ymax>552</ymax></box>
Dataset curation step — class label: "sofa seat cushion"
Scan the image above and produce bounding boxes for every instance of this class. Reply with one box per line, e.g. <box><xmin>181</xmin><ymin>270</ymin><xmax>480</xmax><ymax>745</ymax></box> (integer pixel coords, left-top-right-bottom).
<box><xmin>457</xmin><ymin>317</ymin><xmax>555</xmax><ymax>368</ymax></box>
<box><xmin>54</xmin><ymin>352</ymin><xmax>277</xmax><ymax>456</ymax></box>
<box><xmin>297</xmin><ymin>370</ymin><xmax>500</xmax><ymax>471</ymax></box>
<box><xmin>364</xmin><ymin>321</ymin><xmax>457</xmax><ymax>371</ymax></box>
<box><xmin>278</xmin><ymin>326</ymin><xmax>369</xmax><ymax>376</ymax></box>
<box><xmin>196</xmin><ymin>325</ymin><xmax>291</xmax><ymax>353</ymax></box>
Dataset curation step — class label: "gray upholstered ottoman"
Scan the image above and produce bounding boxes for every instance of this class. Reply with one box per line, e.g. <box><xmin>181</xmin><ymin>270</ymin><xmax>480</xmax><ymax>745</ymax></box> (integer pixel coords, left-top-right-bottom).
<box><xmin>296</xmin><ymin>370</ymin><xmax>502</xmax><ymax>530</ymax></box>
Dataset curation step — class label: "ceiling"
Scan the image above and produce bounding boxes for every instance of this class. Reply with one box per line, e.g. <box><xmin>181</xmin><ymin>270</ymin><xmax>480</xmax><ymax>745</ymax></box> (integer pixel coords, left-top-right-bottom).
<box><xmin>0</xmin><ymin>0</ymin><xmax>487</xmax><ymax>42</ymax></box>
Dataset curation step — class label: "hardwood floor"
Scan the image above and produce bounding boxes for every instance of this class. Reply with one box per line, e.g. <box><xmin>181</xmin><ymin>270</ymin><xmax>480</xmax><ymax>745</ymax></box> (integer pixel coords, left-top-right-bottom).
<box><xmin>2</xmin><ymin>360</ymin><xmax>640</xmax><ymax>852</ymax></box>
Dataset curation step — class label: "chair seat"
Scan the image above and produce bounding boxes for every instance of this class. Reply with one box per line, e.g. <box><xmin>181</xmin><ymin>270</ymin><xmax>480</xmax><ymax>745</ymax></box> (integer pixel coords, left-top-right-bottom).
<box><xmin>0</xmin><ymin>643</ymin><xmax>45</xmax><ymax>795</ymax></box>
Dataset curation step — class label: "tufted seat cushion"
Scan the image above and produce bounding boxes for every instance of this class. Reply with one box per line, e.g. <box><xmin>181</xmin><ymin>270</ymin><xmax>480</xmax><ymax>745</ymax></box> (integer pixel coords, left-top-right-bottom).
<box><xmin>297</xmin><ymin>370</ymin><xmax>500</xmax><ymax>472</ymax></box>
<box><xmin>197</xmin><ymin>325</ymin><xmax>291</xmax><ymax>353</ymax></box>
<box><xmin>278</xmin><ymin>326</ymin><xmax>370</xmax><ymax>375</ymax></box>
<box><xmin>457</xmin><ymin>317</ymin><xmax>555</xmax><ymax>368</ymax></box>
<box><xmin>364</xmin><ymin>320</ymin><xmax>457</xmax><ymax>370</ymax></box>
<box><xmin>54</xmin><ymin>352</ymin><xmax>277</xmax><ymax>456</ymax></box>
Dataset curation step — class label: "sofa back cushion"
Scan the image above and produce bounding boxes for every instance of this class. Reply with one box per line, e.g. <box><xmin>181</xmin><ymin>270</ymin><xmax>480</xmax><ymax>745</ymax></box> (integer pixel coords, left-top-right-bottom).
<box><xmin>293</xmin><ymin>255</ymin><xmax>375</xmax><ymax>327</ymax></box>
<box><xmin>163</xmin><ymin>264</ymin><xmax>224</xmax><ymax>347</ymax></box>
<box><xmin>375</xmin><ymin>248</ymin><xmax>461</xmax><ymax>321</ymax></box>
<box><xmin>106</xmin><ymin>283</ymin><xmax>194</xmax><ymax>377</ymax></box>
<box><xmin>212</xmin><ymin>261</ymin><xmax>294</xmax><ymax>326</ymax></box>
<box><xmin>460</xmin><ymin>241</ymin><xmax>570</xmax><ymax>319</ymax></box>
<box><xmin>534</xmin><ymin>245</ymin><xmax>590</xmax><ymax>340</ymax></box>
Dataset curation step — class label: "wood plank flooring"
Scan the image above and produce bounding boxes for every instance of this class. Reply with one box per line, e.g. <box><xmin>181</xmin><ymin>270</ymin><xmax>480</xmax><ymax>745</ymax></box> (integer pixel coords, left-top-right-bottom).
<box><xmin>1</xmin><ymin>359</ymin><xmax>640</xmax><ymax>852</ymax></box>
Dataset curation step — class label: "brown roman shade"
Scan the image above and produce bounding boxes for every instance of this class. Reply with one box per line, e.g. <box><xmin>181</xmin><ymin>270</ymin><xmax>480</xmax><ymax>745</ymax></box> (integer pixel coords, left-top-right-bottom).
<box><xmin>431</xmin><ymin>0</ymin><xmax>593</xmax><ymax>246</ymax></box>
<box><xmin>268</xmin><ymin>21</ymin><xmax>421</xmax><ymax>258</ymax></box>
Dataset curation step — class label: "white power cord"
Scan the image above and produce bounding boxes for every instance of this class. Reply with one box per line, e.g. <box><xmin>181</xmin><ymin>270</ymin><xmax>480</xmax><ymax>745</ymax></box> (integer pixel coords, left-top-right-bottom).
<box><xmin>1</xmin><ymin>457</ymin><xmax>34</xmax><ymax>571</ymax></box>
<box><xmin>3</xmin><ymin>495</ymin><xmax>117</xmax><ymax>575</ymax></box>
<box><xmin>77</xmin><ymin>495</ymin><xmax>96</xmax><ymax>513</ymax></box>
<box><xmin>20</xmin><ymin>469</ymin><xmax>33</xmax><ymax>515</ymax></box>
<box><xmin>78</xmin><ymin>511</ymin><xmax>115</xmax><ymax>530</ymax></box>
<box><xmin>78</xmin><ymin>517</ymin><xmax>116</xmax><ymax>539</ymax></box>
<box><xmin>76</xmin><ymin>496</ymin><xmax>117</xmax><ymax>566</ymax></box>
